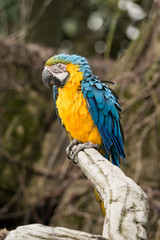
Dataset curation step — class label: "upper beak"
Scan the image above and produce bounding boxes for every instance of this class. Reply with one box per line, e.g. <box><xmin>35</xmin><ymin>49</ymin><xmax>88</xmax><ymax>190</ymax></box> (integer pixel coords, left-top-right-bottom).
<box><xmin>42</xmin><ymin>67</ymin><xmax>69</xmax><ymax>89</ymax></box>
<box><xmin>42</xmin><ymin>68</ymin><xmax>61</xmax><ymax>88</ymax></box>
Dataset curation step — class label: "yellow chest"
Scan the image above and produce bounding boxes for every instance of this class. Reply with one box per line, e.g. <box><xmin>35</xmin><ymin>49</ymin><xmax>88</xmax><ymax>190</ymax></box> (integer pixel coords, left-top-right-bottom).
<box><xmin>56</xmin><ymin>87</ymin><xmax>102</xmax><ymax>146</ymax></box>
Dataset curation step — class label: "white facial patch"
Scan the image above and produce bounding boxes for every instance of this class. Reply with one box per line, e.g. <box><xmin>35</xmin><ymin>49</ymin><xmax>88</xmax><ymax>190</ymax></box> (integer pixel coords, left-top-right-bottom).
<box><xmin>49</xmin><ymin>63</ymin><xmax>67</xmax><ymax>73</ymax></box>
<box><xmin>53</xmin><ymin>72</ymin><xmax>69</xmax><ymax>82</ymax></box>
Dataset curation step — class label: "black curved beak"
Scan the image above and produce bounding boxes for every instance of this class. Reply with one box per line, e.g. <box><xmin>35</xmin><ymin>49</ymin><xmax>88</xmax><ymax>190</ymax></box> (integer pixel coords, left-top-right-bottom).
<box><xmin>42</xmin><ymin>68</ymin><xmax>61</xmax><ymax>88</ymax></box>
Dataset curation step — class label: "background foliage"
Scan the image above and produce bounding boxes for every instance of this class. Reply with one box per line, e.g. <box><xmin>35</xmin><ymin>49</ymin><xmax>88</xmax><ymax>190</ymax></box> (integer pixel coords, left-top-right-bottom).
<box><xmin>0</xmin><ymin>0</ymin><xmax>160</xmax><ymax>239</ymax></box>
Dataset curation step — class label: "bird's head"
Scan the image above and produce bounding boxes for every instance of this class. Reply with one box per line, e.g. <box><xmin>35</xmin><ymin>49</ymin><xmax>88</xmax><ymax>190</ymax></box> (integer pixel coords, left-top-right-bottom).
<box><xmin>42</xmin><ymin>54</ymin><xmax>92</xmax><ymax>89</ymax></box>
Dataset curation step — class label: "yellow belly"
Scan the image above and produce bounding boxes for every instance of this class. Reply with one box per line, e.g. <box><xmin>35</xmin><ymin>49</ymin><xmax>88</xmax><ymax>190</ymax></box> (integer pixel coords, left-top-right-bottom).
<box><xmin>56</xmin><ymin>87</ymin><xmax>102</xmax><ymax>146</ymax></box>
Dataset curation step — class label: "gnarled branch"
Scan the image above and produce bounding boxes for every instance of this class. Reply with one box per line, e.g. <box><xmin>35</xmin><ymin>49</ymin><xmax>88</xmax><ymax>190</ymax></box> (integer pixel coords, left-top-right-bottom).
<box><xmin>4</xmin><ymin>224</ymin><xmax>107</xmax><ymax>240</ymax></box>
<box><xmin>5</xmin><ymin>148</ymin><xmax>149</xmax><ymax>240</ymax></box>
<box><xmin>77</xmin><ymin>149</ymin><xmax>149</xmax><ymax>240</ymax></box>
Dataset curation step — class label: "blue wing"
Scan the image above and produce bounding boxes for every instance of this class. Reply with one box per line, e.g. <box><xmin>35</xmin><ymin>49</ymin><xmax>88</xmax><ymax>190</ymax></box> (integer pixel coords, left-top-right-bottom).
<box><xmin>82</xmin><ymin>76</ymin><xmax>125</xmax><ymax>166</ymax></box>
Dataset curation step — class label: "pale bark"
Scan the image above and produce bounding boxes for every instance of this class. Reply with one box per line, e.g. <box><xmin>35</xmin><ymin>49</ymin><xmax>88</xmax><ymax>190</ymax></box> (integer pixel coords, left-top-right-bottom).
<box><xmin>77</xmin><ymin>149</ymin><xmax>149</xmax><ymax>240</ymax></box>
<box><xmin>5</xmin><ymin>148</ymin><xmax>149</xmax><ymax>240</ymax></box>
<box><xmin>5</xmin><ymin>224</ymin><xmax>107</xmax><ymax>240</ymax></box>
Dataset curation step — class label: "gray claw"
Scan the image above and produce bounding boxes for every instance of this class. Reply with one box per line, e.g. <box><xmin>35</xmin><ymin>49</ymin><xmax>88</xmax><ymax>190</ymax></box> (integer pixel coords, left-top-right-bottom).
<box><xmin>66</xmin><ymin>140</ymin><xmax>99</xmax><ymax>163</ymax></box>
<box><xmin>66</xmin><ymin>139</ymin><xmax>80</xmax><ymax>159</ymax></box>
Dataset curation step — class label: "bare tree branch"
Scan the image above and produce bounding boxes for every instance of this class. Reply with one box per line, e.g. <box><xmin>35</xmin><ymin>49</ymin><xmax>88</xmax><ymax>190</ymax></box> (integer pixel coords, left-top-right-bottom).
<box><xmin>5</xmin><ymin>149</ymin><xmax>149</xmax><ymax>240</ymax></box>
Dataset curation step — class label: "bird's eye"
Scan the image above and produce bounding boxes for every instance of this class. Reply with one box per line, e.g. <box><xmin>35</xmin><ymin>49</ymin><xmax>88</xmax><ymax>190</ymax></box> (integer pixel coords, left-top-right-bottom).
<box><xmin>57</xmin><ymin>63</ymin><xmax>62</xmax><ymax>68</ymax></box>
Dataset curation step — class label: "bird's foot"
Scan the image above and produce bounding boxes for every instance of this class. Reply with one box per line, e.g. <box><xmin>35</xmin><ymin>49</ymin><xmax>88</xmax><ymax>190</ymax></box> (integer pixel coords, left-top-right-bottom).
<box><xmin>66</xmin><ymin>139</ymin><xmax>99</xmax><ymax>163</ymax></box>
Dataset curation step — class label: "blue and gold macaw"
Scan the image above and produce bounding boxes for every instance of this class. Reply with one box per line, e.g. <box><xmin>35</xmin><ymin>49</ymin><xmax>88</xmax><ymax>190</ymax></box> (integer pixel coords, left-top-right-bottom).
<box><xmin>42</xmin><ymin>54</ymin><xmax>125</xmax><ymax>164</ymax></box>
<box><xmin>42</xmin><ymin>54</ymin><xmax>125</xmax><ymax>214</ymax></box>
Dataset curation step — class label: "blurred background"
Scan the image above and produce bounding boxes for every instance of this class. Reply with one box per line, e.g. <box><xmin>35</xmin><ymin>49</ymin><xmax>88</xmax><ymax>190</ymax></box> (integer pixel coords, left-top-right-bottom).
<box><xmin>0</xmin><ymin>0</ymin><xmax>160</xmax><ymax>239</ymax></box>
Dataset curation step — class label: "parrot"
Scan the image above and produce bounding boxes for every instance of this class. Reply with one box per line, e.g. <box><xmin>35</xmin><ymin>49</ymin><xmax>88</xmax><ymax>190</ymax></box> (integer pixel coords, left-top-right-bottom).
<box><xmin>42</xmin><ymin>54</ymin><xmax>125</xmax><ymax>215</ymax></box>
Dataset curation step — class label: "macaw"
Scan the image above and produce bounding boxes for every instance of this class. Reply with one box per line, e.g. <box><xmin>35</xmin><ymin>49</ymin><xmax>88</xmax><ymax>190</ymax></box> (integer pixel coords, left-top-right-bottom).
<box><xmin>42</xmin><ymin>54</ymin><xmax>125</xmax><ymax>215</ymax></box>
<box><xmin>42</xmin><ymin>54</ymin><xmax>125</xmax><ymax>164</ymax></box>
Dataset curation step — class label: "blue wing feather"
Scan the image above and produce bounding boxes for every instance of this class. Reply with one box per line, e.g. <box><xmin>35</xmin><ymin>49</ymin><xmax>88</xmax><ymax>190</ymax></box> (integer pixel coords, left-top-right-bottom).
<box><xmin>87</xmin><ymin>97</ymin><xmax>99</xmax><ymax>124</ymax></box>
<box><xmin>87</xmin><ymin>91</ymin><xmax>94</xmax><ymax>98</ymax></box>
<box><xmin>98</xmin><ymin>110</ymin><xmax>104</xmax><ymax>126</ymax></box>
<box><xmin>108</xmin><ymin>112</ymin><xmax>112</xmax><ymax>134</ymax></box>
<box><xmin>82</xmin><ymin>76</ymin><xmax>125</xmax><ymax>166</ymax></box>
<box><xmin>114</xmin><ymin>120</ymin><xmax>118</xmax><ymax>137</ymax></box>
